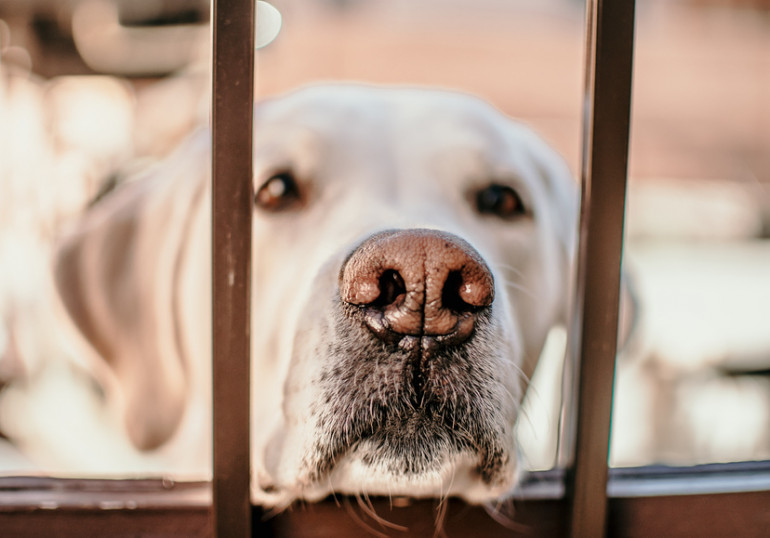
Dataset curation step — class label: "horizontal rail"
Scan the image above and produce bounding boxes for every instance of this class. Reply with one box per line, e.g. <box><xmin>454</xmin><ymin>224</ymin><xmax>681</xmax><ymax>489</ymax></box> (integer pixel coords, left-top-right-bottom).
<box><xmin>2</xmin><ymin>463</ymin><xmax>769</xmax><ymax>536</ymax></box>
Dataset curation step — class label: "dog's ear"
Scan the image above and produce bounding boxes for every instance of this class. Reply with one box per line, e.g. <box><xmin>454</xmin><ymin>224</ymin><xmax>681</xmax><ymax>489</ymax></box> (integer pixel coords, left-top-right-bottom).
<box><xmin>537</xmin><ymin>148</ymin><xmax>579</xmax><ymax>270</ymax></box>
<box><xmin>512</xmin><ymin>143</ymin><xmax>581</xmax><ymax>382</ymax></box>
<box><xmin>536</xmin><ymin>143</ymin><xmax>637</xmax><ymax>353</ymax></box>
<box><xmin>55</xmin><ymin>131</ymin><xmax>210</xmax><ymax>450</ymax></box>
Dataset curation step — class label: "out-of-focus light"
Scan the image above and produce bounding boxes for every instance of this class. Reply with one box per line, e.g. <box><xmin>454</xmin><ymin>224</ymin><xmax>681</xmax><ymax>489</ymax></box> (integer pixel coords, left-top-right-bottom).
<box><xmin>72</xmin><ymin>0</ymin><xmax>282</xmax><ymax>76</ymax></box>
<box><xmin>256</xmin><ymin>2</ymin><xmax>282</xmax><ymax>49</ymax></box>
<box><xmin>73</xmin><ymin>0</ymin><xmax>208</xmax><ymax>76</ymax></box>
<box><xmin>45</xmin><ymin>76</ymin><xmax>135</xmax><ymax>161</ymax></box>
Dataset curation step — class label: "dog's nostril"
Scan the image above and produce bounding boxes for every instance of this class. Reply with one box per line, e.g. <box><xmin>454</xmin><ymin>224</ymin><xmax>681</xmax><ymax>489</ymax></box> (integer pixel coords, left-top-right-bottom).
<box><xmin>441</xmin><ymin>270</ymin><xmax>473</xmax><ymax>312</ymax></box>
<box><xmin>375</xmin><ymin>269</ymin><xmax>406</xmax><ymax>307</ymax></box>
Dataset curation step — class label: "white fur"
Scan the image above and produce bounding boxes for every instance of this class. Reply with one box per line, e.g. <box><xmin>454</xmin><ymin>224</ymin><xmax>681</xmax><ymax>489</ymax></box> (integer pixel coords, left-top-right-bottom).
<box><xmin>6</xmin><ymin>85</ymin><xmax>578</xmax><ymax>507</ymax></box>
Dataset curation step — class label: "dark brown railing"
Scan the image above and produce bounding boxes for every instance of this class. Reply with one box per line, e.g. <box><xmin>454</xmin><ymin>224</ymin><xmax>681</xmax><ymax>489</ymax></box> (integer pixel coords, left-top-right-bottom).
<box><xmin>209</xmin><ymin>0</ymin><xmax>637</xmax><ymax>536</ymax></box>
<box><xmin>1</xmin><ymin>1</ymin><xmax>769</xmax><ymax>537</ymax></box>
<box><xmin>563</xmin><ymin>0</ymin><xmax>636</xmax><ymax>535</ymax></box>
<box><xmin>211</xmin><ymin>0</ymin><xmax>255</xmax><ymax>536</ymax></box>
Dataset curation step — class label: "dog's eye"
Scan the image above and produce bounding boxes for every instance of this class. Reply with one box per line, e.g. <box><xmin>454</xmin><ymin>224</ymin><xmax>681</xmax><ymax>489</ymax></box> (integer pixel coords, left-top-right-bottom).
<box><xmin>475</xmin><ymin>184</ymin><xmax>526</xmax><ymax>219</ymax></box>
<box><xmin>255</xmin><ymin>172</ymin><xmax>301</xmax><ymax>211</ymax></box>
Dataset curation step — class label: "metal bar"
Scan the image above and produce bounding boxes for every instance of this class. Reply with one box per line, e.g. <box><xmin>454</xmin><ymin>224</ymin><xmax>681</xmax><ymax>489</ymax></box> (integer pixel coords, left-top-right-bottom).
<box><xmin>211</xmin><ymin>0</ymin><xmax>255</xmax><ymax>536</ymax></box>
<box><xmin>566</xmin><ymin>0</ymin><xmax>636</xmax><ymax>536</ymax></box>
<box><xmin>4</xmin><ymin>463</ymin><xmax>770</xmax><ymax>536</ymax></box>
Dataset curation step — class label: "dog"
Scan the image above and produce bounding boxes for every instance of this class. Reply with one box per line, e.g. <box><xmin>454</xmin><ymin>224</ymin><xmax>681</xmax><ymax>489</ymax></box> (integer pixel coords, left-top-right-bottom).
<box><xmin>48</xmin><ymin>83</ymin><xmax>578</xmax><ymax>507</ymax></box>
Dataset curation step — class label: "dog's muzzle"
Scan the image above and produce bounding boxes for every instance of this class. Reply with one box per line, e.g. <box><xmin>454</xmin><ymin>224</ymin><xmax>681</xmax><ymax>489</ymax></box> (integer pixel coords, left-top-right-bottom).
<box><xmin>300</xmin><ymin>228</ymin><xmax>510</xmax><ymax>487</ymax></box>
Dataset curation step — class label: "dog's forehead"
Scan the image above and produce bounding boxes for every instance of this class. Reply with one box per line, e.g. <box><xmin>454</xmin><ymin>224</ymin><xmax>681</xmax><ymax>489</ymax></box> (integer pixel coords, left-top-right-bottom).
<box><xmin>251</xmin><ymin>85</ymin><xmax>557</xmax><ymax>200</ymax></box>
<box><xmin>255</xmin><ymin>85</ymin><xmax>525</xmax><ymax>147</ymax></box>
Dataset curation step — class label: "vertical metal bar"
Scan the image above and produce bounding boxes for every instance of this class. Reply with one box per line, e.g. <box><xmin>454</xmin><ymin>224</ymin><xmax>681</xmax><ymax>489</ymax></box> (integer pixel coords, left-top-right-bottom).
<box><xmin>566</xmin><ymin>0</ymin><xmax>636</xmax><ymax>537</ymax></box>
<box><xmin>211</xmin><ymin>0</ymin><xmax>254</xmax><ymax>536</ymax></box>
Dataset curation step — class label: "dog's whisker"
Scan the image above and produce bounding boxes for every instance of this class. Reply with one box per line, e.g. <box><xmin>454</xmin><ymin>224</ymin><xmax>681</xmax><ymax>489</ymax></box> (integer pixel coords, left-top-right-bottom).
<box><xmin>329</xmin><ymin>487</ymin><xmax>343</xmax><ymax>508</ymax></box>
<box><xmin>493</xmin><ymin>261</ymin><xmax>527</xmax><ymax>281</ymax></box>
<box><xmin>433</xmin><ymin>501</ymin><xmax>449</xmax><ymax>538</ymax></box>
<box><xmin>500</xmin><ymin>277</ymin><xmax>539</xmax><ymax>303</ymax></box>
<box><xmin>494</xmin><ymin>262</ymin><xmax>541</xmax><ymax>299</ymax></box>
<box><xmin>432</xmin><ymin>472</ymin><xmax>453</xmax><ymax>538</ymax></box>
<box><xmin>482</xmin><ymin>498</ymin><xmax>527</xmax><ymax>533</ymax></box>
<box><xmin>502</xmin><ymin>352</ymin><xmax>532</xmax><ymax>387</ymax></box>
<box><xmin>519</xmin><ymin>377</ymin><xmax>550</xmax><ymax>417</ymax></box>
<box><xmin>440</xmin><ymin>459</ymin><xmax>457</xmax><ymax>506</ymax></box>
<box><xmin>514</xmin><ymin>403</ymin><xmax>538</xmax><ymax>439</ymax></box>
<box><xmin>343</xmin><ymin>495</ymin><xmax>390</xmax><ymax>538</ymax></box>
<box><xmin>356</xmin><ymin>492</ymin><xmax>409</xmax><ymax>532</ymax></box>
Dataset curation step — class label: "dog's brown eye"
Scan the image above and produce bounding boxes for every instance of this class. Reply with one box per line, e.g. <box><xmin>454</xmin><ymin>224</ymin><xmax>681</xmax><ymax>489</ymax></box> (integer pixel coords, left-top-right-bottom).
<box><xmin>475</xmin><ymin>184</ymin><xmax>525</xmax><ymax>219</ymax></box>
<box><xmin>255</xmin><ymin>172</ymin><xmax>301</xmax><ymax>211</ymax></box>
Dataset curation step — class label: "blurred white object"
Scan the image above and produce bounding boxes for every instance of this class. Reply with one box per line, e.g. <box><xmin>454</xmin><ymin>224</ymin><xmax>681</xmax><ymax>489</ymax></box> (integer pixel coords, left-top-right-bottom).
<box><xmin>72</xmin><ymin>0</ymin><xmax>281</xmax><ymax>76</ymax></box>
<box><xmin>626</xmin><ymin>178</ymin><xmax>765</xmax><ymax>241</ymax></box>
<box><xmin>73</xmin><ymin>0</ymin><xmax>208</xmax><ymax>76</ymax></box>
<box><xmin>256</xmin><ymin>1</ymin><xmax>282</xmax><ymax>49</ymax></box>
<box><xmin>46</xmin><ymin>76</ymin><xmax>134</xmax><ymax>162</ymax></box>
<box><xmin>610</xmin><ymin>240</ymin><xmax>770</xmax><ymax>467</ymax></box>
<box><xmin>629</xmin><ymin>242</ymin><xmax>770</xmax><ymax>372</ymax></box>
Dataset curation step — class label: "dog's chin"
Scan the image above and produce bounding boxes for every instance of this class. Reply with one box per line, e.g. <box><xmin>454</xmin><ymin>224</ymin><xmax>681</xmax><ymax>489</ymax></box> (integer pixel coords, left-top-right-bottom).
<box><xmin>312</xmin><ymin>447</ymin><xmax>519</xmax><ymax>503</ymax></box>
<box><xmin>257</xmin><ymin>447</ymin><xmax>519</xmax><ymax>508</ymax></box>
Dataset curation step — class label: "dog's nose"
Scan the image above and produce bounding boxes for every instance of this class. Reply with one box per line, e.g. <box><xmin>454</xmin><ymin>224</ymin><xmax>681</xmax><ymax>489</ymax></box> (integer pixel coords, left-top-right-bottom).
<box><xmin>340</xmin><ymin>229</ymin><xmax>494</xmax><ymax>343</ymax></box>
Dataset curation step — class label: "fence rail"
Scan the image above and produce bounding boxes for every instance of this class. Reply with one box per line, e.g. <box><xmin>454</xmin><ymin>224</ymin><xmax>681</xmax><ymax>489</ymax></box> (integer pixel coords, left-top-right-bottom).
<box><xmin>3</xmin><ymin>463</ymin><xmax>770</xmax><ymax>536</ymax></box>
<box><xmin>564</xmin><ymin>0</ymin><xmax>636</xmax><ymax>536</ymax></box>
<box><xmin>207</xmin><ymin>0</ymin><xmax>637</xmax><ymax>536</ymax></box>
<box><xmin>211</xmin><ymin>0</ymin><xmax>255</xmax><ymax>536</ymax></box>
<box><xmin>0</xmin><ymin>0</ymin><xmax>765</xmax><ymax>537</ymax></box>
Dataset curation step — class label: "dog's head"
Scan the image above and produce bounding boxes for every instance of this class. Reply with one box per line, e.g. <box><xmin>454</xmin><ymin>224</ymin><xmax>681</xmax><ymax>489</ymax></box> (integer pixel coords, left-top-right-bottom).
<box><xmin>53</xmin><ymin>84</ymin><xmax>577</xmax><ymax>507</ymax></box>
<box><xmin>247</xmin><ymin>85</ymin><xmax>577</xmax><ymax>505</ymax></box>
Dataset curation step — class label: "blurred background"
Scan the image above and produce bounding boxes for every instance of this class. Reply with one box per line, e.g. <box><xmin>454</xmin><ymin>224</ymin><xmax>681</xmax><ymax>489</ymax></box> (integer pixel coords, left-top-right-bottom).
<box><xmin>0</xmin><ymin>0</ymin><xmax>769</xmax><ymax>476</ymax></box>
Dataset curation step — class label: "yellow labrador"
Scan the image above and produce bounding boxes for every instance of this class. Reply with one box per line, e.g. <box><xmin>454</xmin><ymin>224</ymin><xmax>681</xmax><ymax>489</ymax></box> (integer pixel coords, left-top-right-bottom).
<box><xmin>53</xmin><ymin>84</ymin><xmax>577</xmax><ymax>507</ymax></box>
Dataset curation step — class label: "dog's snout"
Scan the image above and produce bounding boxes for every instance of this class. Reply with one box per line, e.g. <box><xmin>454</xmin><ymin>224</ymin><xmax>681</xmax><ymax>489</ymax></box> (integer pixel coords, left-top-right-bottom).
<box><xmin>340</xmin><ymin>229</ymin><xmax>494</xmax><ymax>342</ymax></box>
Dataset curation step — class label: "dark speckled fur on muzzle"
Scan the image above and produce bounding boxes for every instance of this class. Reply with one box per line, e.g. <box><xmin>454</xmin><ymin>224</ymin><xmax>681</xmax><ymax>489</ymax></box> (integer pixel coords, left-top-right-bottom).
<box><xmin>305</xmin><ymin>229</ymin><xmax>513</xmax><ymax>485</ymax></box>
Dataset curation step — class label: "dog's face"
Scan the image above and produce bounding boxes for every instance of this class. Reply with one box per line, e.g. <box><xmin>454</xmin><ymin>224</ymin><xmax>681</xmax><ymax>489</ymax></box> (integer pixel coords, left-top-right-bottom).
<box><xmin>246</xmin><ymin>85</ymin><xmax>576</xmax><ymax>505</ymax></box>
<box><xmin>50</xmin><ymin>84</ymin><xmax>576</xmax><ymax>507</ymax></box>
